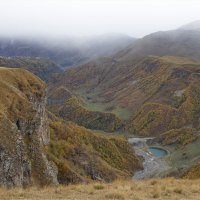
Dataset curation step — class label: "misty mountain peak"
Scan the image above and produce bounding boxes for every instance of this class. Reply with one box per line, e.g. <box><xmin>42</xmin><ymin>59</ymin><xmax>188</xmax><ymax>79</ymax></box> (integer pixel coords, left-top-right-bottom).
<box><xmin>179</xmin><ymin>20</ymin><xmax>200</xmax><ymax>31</ymax></box>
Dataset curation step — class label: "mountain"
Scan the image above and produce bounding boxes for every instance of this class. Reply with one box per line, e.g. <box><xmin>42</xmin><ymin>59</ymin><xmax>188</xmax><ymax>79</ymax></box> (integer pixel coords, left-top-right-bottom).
<box><xmin>50</xmin><ymin>25</ymin><xmax>200</xmax><ymax>177</ymax></box>
<box><xmin>0</xmin><ymin>56</ymin><xmax>124</xmax><ymax>132</ymax></box>
<box><xmin>55</xmin><ymin>55</ymin><xmax>200</xmax><ymax>138</ymax></box>
<box><xmin>0</xmin><ymin>67</ymin><xmax>141</xmax><ymax>187</ymax></box>
<box><xmin>2</xmin><ymin>21</ymin><xmax>200</xmax><ymax>188</ymax></box>
<box><xmin>179</xmin><ymin>20</ymin><xmax>200</xmax><ymax>31</ymax></box>
<box><xmin>0</xmin><ymin>34</ymin><xmax>134</xmax><ymax>68</ymax></box>
<box><xmin>114</xmin><ymin>29</ymin><xmax>200</xmax><ymax>63</ymax></box>
<box><xmin>56</xmin><ymin>22</ymin><xmax>200</xmax><ymax>124</ymax></box>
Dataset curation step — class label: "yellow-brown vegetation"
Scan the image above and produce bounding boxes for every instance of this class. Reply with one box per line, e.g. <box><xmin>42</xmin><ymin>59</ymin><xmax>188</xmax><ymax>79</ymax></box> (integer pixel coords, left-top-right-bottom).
<box><xmin>0</xmin><ymin>178</ymin><xmax>200</xmax><ymax>200</ymax></box>
<box><xmin>183</xmin><ymin>162</ymin><xmax>200</xmax><ymax>179</ymax></box>
<box><xmin>46</xmin><ymin>119</ymin><xmax>142</xmax><ymax>184</ymax></box>
<box><xmin>48</xmin><ymin>87</ymin><xmax>123</xmax><ymax>132</ymax></box>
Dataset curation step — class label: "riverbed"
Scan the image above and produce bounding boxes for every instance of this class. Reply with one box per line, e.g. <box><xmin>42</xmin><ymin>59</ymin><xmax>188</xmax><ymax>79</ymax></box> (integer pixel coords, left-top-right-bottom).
<box><xmin>128</xmin><ymin>137</ymin><xmax>171</xmax><ymax>180</ymax></box>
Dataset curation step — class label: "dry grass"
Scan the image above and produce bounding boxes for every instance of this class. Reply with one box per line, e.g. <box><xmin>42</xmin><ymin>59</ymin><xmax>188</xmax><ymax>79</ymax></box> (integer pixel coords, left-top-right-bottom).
<box><xmin>1</xmin><ymin>178</ymin><xmax>200</xmax><ymax>200</ymax></box>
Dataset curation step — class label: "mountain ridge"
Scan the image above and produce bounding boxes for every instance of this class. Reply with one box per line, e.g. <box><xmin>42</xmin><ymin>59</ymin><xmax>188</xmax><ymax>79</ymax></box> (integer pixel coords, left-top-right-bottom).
<box><xmin>179</xmin><ymin>20</ymin><xmax>200</xmax><ymax>31</ymax></box>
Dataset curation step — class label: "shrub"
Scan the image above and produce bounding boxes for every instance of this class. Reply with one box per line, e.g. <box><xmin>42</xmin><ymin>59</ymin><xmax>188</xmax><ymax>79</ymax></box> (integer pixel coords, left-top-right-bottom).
<box><xmin>93</xmin><ymin>184</ymin><xmax>105</xmax><ymax>190</ymax></box>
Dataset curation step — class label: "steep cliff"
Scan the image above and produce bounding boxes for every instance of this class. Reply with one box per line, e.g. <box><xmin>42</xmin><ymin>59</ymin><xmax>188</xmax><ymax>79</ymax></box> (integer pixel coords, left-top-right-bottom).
<box><xmin>0</xmin><ymin>67</ymin><xmax>58</xmax><ymax>187</ymax></box>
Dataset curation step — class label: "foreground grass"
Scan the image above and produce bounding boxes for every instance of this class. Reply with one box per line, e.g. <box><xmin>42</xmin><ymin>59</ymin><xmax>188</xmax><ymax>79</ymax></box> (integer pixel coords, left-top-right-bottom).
<box><xmin>1</xmin><ymin>178</ymin><xmax>200</xmax><ymax>200</ymax></box>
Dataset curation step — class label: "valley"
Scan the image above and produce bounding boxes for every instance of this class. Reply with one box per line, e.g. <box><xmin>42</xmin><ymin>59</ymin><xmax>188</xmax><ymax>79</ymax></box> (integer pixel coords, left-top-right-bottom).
<box><xmin>74</xmin><ymin>88</ymin><xmax>132</xmax><ymax>120</ymax></box>
<box><xmin>1</xmin><ymin>17</ymin><xmax>200</xmax><ymax>200</ymax></box>
<box><xmin>49</xmin><ymin>41</ymin><xmax>200</xmax><ymax>181</ymax></box>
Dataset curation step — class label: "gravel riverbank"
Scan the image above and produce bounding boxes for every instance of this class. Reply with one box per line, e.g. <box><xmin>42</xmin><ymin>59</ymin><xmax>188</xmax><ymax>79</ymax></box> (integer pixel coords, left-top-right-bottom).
<box><xmin>128</xmin><ymin>138</ymin><xmax>171</xmax><ymax>180</ymax></box>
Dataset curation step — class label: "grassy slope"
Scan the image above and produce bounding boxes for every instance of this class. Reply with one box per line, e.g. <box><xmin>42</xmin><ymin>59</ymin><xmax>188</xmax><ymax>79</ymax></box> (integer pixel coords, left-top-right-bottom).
<box><xmin>46</xmin><ymin>117</ymin><xmax>142</xmax><ymax>184</ymax></box>
<box><xmin>125</xmin><ymin>56</ymin><xmax>200</xmax><ymax>136</ymax></box>
<box><xmin>55</xmin><ymin>57</ymin><xmax>141</xmax><ymax>119</ymax></box>
<box><xmin>53</xmin><ymin>56</ymin><xmax>200</xmax><ymax>177</ymax></box>
<box><xmin>184</xmin><ymin>163</ymin><xmax>200</xmax><ymax>179</ymax></box>
<box><xmin>154</xmin><ymin>127</ymin><xmax>198</xmax><ymax>147</ymax></box>
<box><xmin>1</xmin><ymin>178</ymin><xmax>200</xmax><ymax>200</ymax></box>
<box><xmin>56</xmin><ymin>28</ymin><xmax>200</xmax><ymax>120</ymax></box>
<box><xmin>57</xmin><ymin>56</ymin><xmax>199</xmax><ymax>118</ymax></box>
<box><xmin>0</xmin><ymin>67</ymin><xmax>44</xmax><ymax>153</ymax></box>
<box><xmin>0</xmin><ymin>56</ymin><xmax>62</xmax><ymax>82</ymax></box>
<box><xmin>74</xmin><ymin>88</ymin><xmax>132</xmax><ymax>120</ymax></box>
<box><xmin>57</xmin><ymin>56</ymin><xmax>200</xmax><ymax>136</ymax></box>
<box><xmin>115</xmin><ymin>29</ymin><xmax>200</xmax><ymax>63</ymax></box>
<box><xmin>0</xmin><ymin>67</ymin><xmax>45</xmax><ymax>120</ymax></box>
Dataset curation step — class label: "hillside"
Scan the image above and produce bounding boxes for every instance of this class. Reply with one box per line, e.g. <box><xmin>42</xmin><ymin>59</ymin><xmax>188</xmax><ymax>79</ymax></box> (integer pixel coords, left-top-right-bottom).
<box><xmin>47</xmin><ymin>118</ymin><xmax>141</xmax><ymax>184</ymax></box>
<box><xmin>53</xmin><ymin>55</ymin><xmax>200</xmax><ymax>176</ymax></box>
<box><xmin>126</xmin><ymin>56</ymin><xmax>200</xmax><ymax>136</ymax></box>
<box><xmin>2</xmin><ymin>0</ymin><xmax>200</xmax><ymax>197</ymax></box>
<box><xmin>115</xmin><ymin>29</ymin><xmax>200</xmax><ymax>62</ymax></box>
<box><xmin>0</xmin><ymin>56</ymin><xmax>62</xmax><ymax>82</ymax></box>
<box><xmin>179</xmin><ymin>20</ymin><xmax>200</xmax><ymax>32</ymax></box>
<box><xmin>56</xmin><ymin>56</ymin><xmax>200</xmax><ymax>124</ymax></box>
<box><xmin>38</xmin><ymin>25</ymin><xmax>200</xmax><ymax>178</ymax></box>
<box><xmin>1</xmin><ymin>178</ymin><xmax>200</xmax><ymax>200</ymax></box>
<box><xmin>1</xmin><ymin>21</ymin><xmax>200</xmax><ymax>190</ymax></box>
<box><xmin>47</xmin><ymin>87</ymin><xmax>123</xmax><ymax>132</ymax></box>
<box><xmin>0</xmin><ymin>67</ymin><xmax>141</xmax><ymax>187</ymax></box>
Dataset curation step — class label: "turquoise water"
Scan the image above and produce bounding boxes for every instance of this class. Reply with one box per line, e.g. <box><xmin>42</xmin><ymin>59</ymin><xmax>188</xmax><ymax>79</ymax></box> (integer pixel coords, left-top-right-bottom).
<box><xmin>149</xmin><ymin>147</ymin><xmax>168</xmax><ymax>157</ymax></box>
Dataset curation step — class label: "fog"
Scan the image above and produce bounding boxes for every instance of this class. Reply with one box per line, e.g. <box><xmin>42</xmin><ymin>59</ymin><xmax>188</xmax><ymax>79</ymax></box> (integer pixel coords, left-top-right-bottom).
<box><xmin>0</xmin><ymin>0</ymin><xmax>200</xmax><ymax>38</ymax></box>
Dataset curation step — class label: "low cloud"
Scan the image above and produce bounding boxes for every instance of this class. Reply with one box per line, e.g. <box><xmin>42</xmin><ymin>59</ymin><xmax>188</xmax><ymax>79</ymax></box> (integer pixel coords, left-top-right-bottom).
<box><xmin>0</xmin><ymin>0</ymin><xmax>200</xmax><ymax>38</ymax></box>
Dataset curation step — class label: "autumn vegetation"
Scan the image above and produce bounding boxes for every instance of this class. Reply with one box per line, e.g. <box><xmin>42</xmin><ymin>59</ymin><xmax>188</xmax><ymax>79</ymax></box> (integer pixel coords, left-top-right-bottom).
<box><xmin>1</xmin><ymin>178</ymin><xmax>200</xmax><ymax>200</ymax></box>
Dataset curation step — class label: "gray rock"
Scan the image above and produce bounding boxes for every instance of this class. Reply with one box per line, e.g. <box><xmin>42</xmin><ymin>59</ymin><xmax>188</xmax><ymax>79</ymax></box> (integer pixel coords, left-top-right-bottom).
<box><xmin>0</xmin><ymin>92</ymin><xmax>58</xmax><ymax>187</ymax></box>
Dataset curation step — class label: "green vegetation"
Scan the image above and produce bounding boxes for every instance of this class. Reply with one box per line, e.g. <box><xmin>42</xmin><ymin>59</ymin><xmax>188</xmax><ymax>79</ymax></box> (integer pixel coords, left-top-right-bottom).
<box><xmin>75</xmin><ymin>89</ymin><xmax>132</xmax><ymax>120</ymax></box>
<box><xmin>48</xmin><ymin>87</ymin><xmax>124</xmax><ymax>132</ymax></box>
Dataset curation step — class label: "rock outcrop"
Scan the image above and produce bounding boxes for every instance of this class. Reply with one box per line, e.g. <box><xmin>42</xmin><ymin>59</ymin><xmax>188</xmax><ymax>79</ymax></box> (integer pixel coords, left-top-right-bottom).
<box><xmin>0</xmin><ymin>67</ymin><xmax>58</xmax><ymax>187</ymax></box>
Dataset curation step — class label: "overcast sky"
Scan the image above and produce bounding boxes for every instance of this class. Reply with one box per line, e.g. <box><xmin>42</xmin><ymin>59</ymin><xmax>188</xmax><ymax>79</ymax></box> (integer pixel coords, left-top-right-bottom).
<box><xmin>0</xmin><ymin>0</ymin><xmax>200</xmax><ymax>38</ymax></box>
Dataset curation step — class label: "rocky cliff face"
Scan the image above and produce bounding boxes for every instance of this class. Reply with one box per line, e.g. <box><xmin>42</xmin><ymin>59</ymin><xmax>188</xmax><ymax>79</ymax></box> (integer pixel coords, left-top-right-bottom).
<box><xmin>0</xmin><ymin>68</ymin><xmax>58</xmax><ymax>187</ymax></box>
